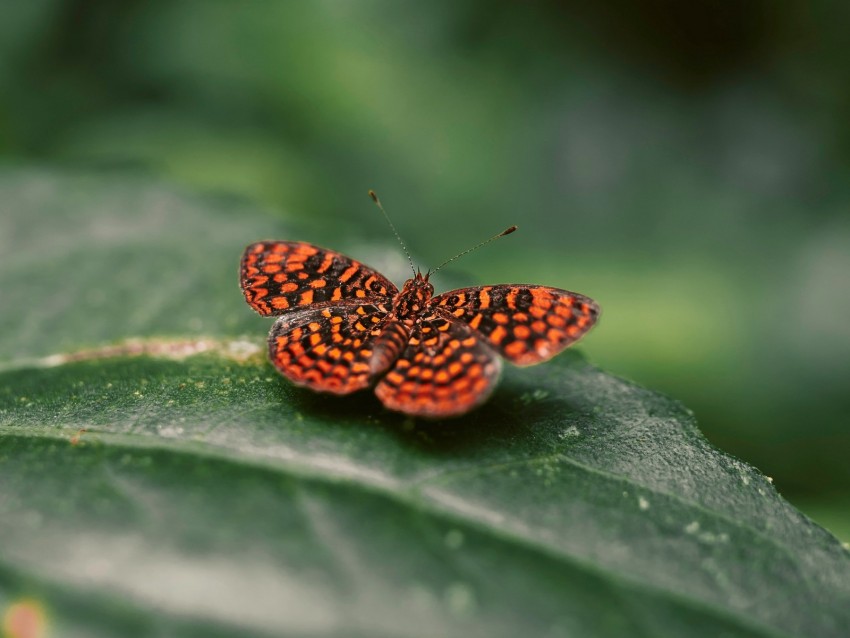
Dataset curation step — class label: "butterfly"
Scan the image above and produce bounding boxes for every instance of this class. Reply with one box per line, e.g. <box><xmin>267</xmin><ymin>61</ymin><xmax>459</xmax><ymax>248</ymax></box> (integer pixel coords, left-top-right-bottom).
<box><xmin>240</xmin><ymin>197</ymin><xmax>599</xmax><ymax>418</ymax></box>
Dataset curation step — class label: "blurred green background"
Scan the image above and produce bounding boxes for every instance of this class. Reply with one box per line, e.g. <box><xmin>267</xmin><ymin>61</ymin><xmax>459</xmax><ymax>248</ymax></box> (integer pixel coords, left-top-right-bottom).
<box><xmin>1</xmin><ymin>1</ymin><xmax>848</xmax><ymax>538</ymax></box>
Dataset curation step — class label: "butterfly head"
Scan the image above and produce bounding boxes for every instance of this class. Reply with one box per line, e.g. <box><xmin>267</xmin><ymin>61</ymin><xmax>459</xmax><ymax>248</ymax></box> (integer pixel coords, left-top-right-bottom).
<box><xmin>396</xmin><ymin>271</ymin><xmax>434</xmax><ymax>317</ymax></box>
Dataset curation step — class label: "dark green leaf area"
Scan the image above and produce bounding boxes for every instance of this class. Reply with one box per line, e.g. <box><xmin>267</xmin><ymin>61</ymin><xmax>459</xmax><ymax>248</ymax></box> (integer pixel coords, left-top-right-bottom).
<box><xmin>1</xmin><ymin>353</ymin><xmax>848</xmax><ymax>638</ymax></box>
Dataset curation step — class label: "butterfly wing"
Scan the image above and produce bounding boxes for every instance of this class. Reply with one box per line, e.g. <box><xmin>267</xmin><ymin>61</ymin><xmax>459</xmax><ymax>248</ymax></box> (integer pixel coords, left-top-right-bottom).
<box><xmin>241</xmin><ymin>241</ymin><xmax>399</xmax><ymax>316</ymax></box>
<box><xmin>375</xmin><ymin>312</ymin><xmax>501</xmax><ymax>418</ymax></box>
<box><xmin>268</xmin><ymin>301</ymin><xmax>410</xmax><ymax>394</ymax></box>
<box><xmin>431</xmin><ymin>285</ymin><xmax>600</xmax><ymax>366</ymax></box>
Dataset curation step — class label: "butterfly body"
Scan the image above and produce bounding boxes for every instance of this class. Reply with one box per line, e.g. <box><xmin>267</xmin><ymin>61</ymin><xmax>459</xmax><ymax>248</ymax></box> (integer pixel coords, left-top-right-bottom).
<box><xmin>241</xmin><ymin>240</ymin><xmax>599</xmax><ymax>418</ymax></box>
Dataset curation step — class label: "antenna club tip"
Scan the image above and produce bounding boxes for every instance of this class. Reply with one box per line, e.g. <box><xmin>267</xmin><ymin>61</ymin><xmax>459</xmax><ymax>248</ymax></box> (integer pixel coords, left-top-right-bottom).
<box><xmin>368</xmin><ymin>190</ymin><xmax>379</xmax><ymax>203</ymax></box>
<box><xmin>502</xmin><ymin>225</ymin><xmax>518</xmax><ymax>236</ymax></box>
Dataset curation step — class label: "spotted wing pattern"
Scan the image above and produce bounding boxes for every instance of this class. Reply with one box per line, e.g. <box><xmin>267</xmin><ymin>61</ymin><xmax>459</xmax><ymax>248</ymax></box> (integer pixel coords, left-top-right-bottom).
<box><xmin>375</xmin><ymin>312</ymin><xmax>501</xmax><ymax>418</ymax></box>
<box><xmin>431</xmin><ymin>285</ymin><xmax>600</xmax><ymax>366</ymax></box>
<box><xmin>268</xmin><ymin>301</ymin><xmax>411</xmax><ymax>394</ymax></box>
<box><xmin>241</xmin><ymin>241</ymin><xmax>398</xmax><ymax>316</ymax></box>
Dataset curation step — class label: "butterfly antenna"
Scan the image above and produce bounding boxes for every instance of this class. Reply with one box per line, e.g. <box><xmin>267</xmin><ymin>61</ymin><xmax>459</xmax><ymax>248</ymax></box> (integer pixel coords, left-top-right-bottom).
<box><xmin>369</xmin><ymin>190</ymin><xmax>416</xmax><ymax>277</ymax></box>
<box><xmin>429</xmin><ymin>225</ymin><xmax>518</xmax><ymax>276</ymax></box>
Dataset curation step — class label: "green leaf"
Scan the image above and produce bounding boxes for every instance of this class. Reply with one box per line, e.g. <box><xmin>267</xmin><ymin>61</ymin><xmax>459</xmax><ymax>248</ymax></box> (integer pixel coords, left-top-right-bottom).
<box><xmin>1</xmin><ymin>169</ymin><xmax>848</xmax><ymax>637</ymax></box>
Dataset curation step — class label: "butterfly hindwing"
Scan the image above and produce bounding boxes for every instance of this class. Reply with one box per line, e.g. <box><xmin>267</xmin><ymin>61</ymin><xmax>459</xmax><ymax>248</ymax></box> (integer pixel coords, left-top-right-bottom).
<box><xmin>375</xmin><ymin>311</ymin><xmax>501</xmax><ymax>418</ymax></box>
<box><xmin>431</xmin><ymin>285</ymin><xmax>600</xmax><ymax>366</ymax></box>
<box><xmin>268</xmin><ymin>301</ymin><xmax>408</xmax><ymax>394</ymax></box>
<box><xmin>241</xmin><ymin>241</ymin><xmax>399</xmax><ymax>316</ymax></box>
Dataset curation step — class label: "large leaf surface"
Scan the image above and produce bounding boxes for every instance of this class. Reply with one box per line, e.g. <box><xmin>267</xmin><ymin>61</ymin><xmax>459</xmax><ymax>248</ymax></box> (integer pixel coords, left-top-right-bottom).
<box><xmin>0</xmin><ymin>169</ymin><xmax>848</xmax><ymax>637</ymax></box>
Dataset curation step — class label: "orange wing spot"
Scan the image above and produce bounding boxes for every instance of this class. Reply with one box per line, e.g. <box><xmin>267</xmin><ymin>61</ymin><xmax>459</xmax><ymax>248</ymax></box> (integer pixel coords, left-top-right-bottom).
<box><xmin>329</xmin><ymin>347</ymin><xmax>342</xmax><ymax>359</ymax></box>
<box><xmin>490</xmin><ymin>326</ymin><xmax>507</xmax><ymax>344</ymax></box>
<box><xmin>407</xmin><ymin>366</ymin><xmax>421</xmax><ymax>377</ymax></box>
<box><xmin>316</xmin><ymin>359</ymin><xmax>332</xmax><ymax>373</ymax></box>
<box><xmin>492</xmin><ymin>312</ymin><xmax>509</xmax><ymax>324</ymax></box>
<box><xmin>355</xmin><ymin>321</ymin><xmax>366</xmax><ymax>331</ymax></box>
<box><xmin>547</xmin><ymin>328</ymin><xmax>564</xmax><ymax>342</ymax></box>
<box><xmin>454</xmin><ymin>377</ymin><xmax>471</xmax><ymax>392</ymax></box>
<box><xmin>468</xmin><ymin>364</ymin><xmax>483</xmax><ymax>378</ymax></box>
<box><xmin>473</xmin><ymin>377</ymin><xmax>489</xmax><ymax>392</ymax></box>
<box><xmin>332</xmin><ymin>333</ymin><xmax>344</xmax><ymax>343</ymax></box>
<box><xmin>505</xmin><ymin>341</ymin><xmax>527</xmax><ymax>357</ymax></box>
<box><xmin>332</xmin><ymin>365</ymin><xmax>349</xmax><ymax>378</ymax></box>
<box><xmin>435</xmin><ymin>370</ymin><xmax>450</xmax><ymax>383</ymax></box>
<box><xmin>555</xmin><ymin>303</ymin><xmax>572</xmax><ymax>317</ymax></box>
<box><xmin>506</xmin><ymin>289</ymin><xmax>518</xmax><ymax>309</ymax></box>
<box><xmin>343</xmin><ymin>351</ymin><xmax>355</xmax><ymax>361</ymax></box>
<box><xmin>460</xmin><ymin>352</ymin><xmax>474</xmax><ymax>363</ymax></box>
<box><xmin>547</xmin><ymin>314</ymin><xmax>566</xmax><ymax>328</ymax></box>
<box><xmin>513</xmin><ymin>325</ymin><xmax>531</xmax><ymax>339</ymax></box>
<box><xmin>310</xmin><ymin>279</ymin><xmax>327</xmax><ymax>288</ymax></box>
<box><xmin>331</xmin><ymin>287</ymin><xmax>342</xmax><ymax>301</ymax></box>
<box><xmin>317</xmin><ymin>253</ymin><xmax>334</xmax><ymax>273</ymax></box>
<box><xmin>457</xmin><ymin>293</ymin><xmax>467</xmax><ymax>304</ymax></box>
<box><xmin>309</xmin><ymin>333</ymin><xmax>322</xmax><ymax>346</ymax></box>
<box><xmin>287</xmin><ymin>262</ymin><xmax>304</xmax><ymax>271</ymax></box>
<box><xmin>387</xmin><ymin>371</ymin><xmax>404</xmax><ymax>385</ymax></box>
<box><xmin>432</xmin><ymin>355</ymin><xmax>446</xmax><ymax>366</ymax></box>
<box><xmin>364</xmin><ymin>275</ymin><xmax>376</xmax><ymax>289</ymax></box>
<box><xmin>453</xmin><ymin>308</ymin><xmax>465</xmax><ymax>317</ymax></box>
<box><xmin>264</xmin><ymin>251</ymin><xmax>284</xmax><ymax>261</ymax></box>
<box><xmin>272</xmin><ymin>297</ymin><xmax>290</xmax><ymax>310</ymax></box>
<box><xmin>529</xmin><ymin>305</ymin><xmax>546</xmax><ymax>319</ymax></box>
<box><xmin>273</xmin><ymin>273</ymin><xmax>289</xmax><ymax>283</ymax></box>
<box><xmin>469</xmin><ymin>314</ymin><xmax>483</xmax><ymax>330</ymax></box>
<box><xmin>414</xmin><ymin>352</ymin><xmax>425</xmax><ymax>362</ymax></box>
<box><xmin>438</xmin><ymin>322</ymin><xmax>451</xmax><ymax>331</ymax></box>
<box><xmin>448</xmin><ymin>361</ymin><xmax>463</xmax><ymax>376</ymax></box>
<box><xmin>424</xmin><ymin>336</ymin><xmax>439</xmax><ymax>347</ymax></box>
<box><xmin>360</xmin><ymin>349</ymin><xmax>373</xmax><ymax>357</ymax></box>
<box><xmin>461</xmin><ymin>336</ymin><xmax>476</xmax><ymax>347</ymax></box>
<box><xmin>356</xmin><ymin>289</ymin><xmax>367</xmax><ymax>298</ymax></box>
<box><xmin>264</xmin><ymin>264</ymin><xmax>281</xmax><ymax>273</ymax></box>
<box><xmin>297</xmin><ymin>272</ymin><xmax>309</xmax><ymax>280</ymax></box>
<box><xmin>298</xmin><ymin>355</ymin><xmax>314</xmax><ymax>368</ymax></box>
<box><xmin>352</xmin><ymin>362</ymin><xmax>370</xmax><ymax>373</ymax></box>
<box><xmin>308</xmin><ymin>322</ymin><xmax>321</xmax><ymax>331</ymax></box>
<box><xmin>396</xmin><ymin>359</ymin><xmax>411</xmax><ymax>368</ymax></box>
<box><xmin>422</xmin><ymin>326</ymin><xmax>432</xmax><ymax>334</ymax></box>
<box><xmin>566</xmin><ymin>325</ymin><xmax>581</xmax><ymax>338</ymax></box>
<box><xmin>531</xmin><ymin>320</ymin><xmax>547</xmax><ymax>333</ymax></box>
<box><xmin>479</xmin><ymin>289</ymin><xmax>491</xmax><ymax>309</ymax></box>
<box><xmin>340</xmin><ymin>265</ymin><xmax>359</xmax><ymax>282</ymax></box>
<box><xmin>301</xmin><ymin>290</ymin><xmax>314</xmax><ymax>305</ymax></box>
<box><xmin>314</xmin><ymin>344</ymin><xmax>328</xmax><ymax>356</ymax></box>
<box><xmin>449</xmin><ymin>339</ymin><xmax>461</xmax><ymax>349</ymax></box>
<box><xmin>371</xmin><ymin>316</ymin><xmax>381</xmax><ymax>323</ymax></box>
<box><xmin>401</xmin><ymin>381</ymin><xmax>417</xmax><ymax>393</ymax></box>
<box><xmin>513</xmin><ymin>312</ymin><xmax>528</xmax><ymax>322</ymax></box>
<box><xmin>330</xmin><ymin>315</ymin><xmax>343</xmax><ymax>324</ymax></box>
<box><xmin>420</xmin><ymin>368</ymin><xmax>434</xmax><ymax>380</ymax></box>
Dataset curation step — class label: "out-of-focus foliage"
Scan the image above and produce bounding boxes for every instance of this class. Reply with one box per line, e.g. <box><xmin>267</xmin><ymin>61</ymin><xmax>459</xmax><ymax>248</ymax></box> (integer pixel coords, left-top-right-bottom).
<box><xmin>0</xmin><ymin>1</ymin><xmax>848</xmax><ymax>533</ymax></box>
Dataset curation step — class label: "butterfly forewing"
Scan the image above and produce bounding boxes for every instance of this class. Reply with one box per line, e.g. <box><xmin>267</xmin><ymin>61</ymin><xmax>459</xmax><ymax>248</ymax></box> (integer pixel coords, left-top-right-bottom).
<box><xmin>268</xmin><ymin>302</ymin><xmax>409</xmax><ymax>394</ymax></box>
<box><xmin>241</xmin><ymin>241</ymin><xmax>398</xmax><ymax>316</ymax></box>
<box><xmin>375</xmin><ymin>312</ymin><xmax>501</xmax><ymax>418</ymax></box>
<box><xmin>431</xmin><ymin>285</ymin><xmax>600</xmax><ymax>366</ymax></box>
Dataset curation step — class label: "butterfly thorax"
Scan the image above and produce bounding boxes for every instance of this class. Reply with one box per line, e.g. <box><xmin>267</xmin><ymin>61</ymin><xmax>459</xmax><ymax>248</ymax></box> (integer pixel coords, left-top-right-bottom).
<box><xmin>393</xmin><ymin>272</ymin><xmax>434</xmax><ymax>321</ymax></box>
